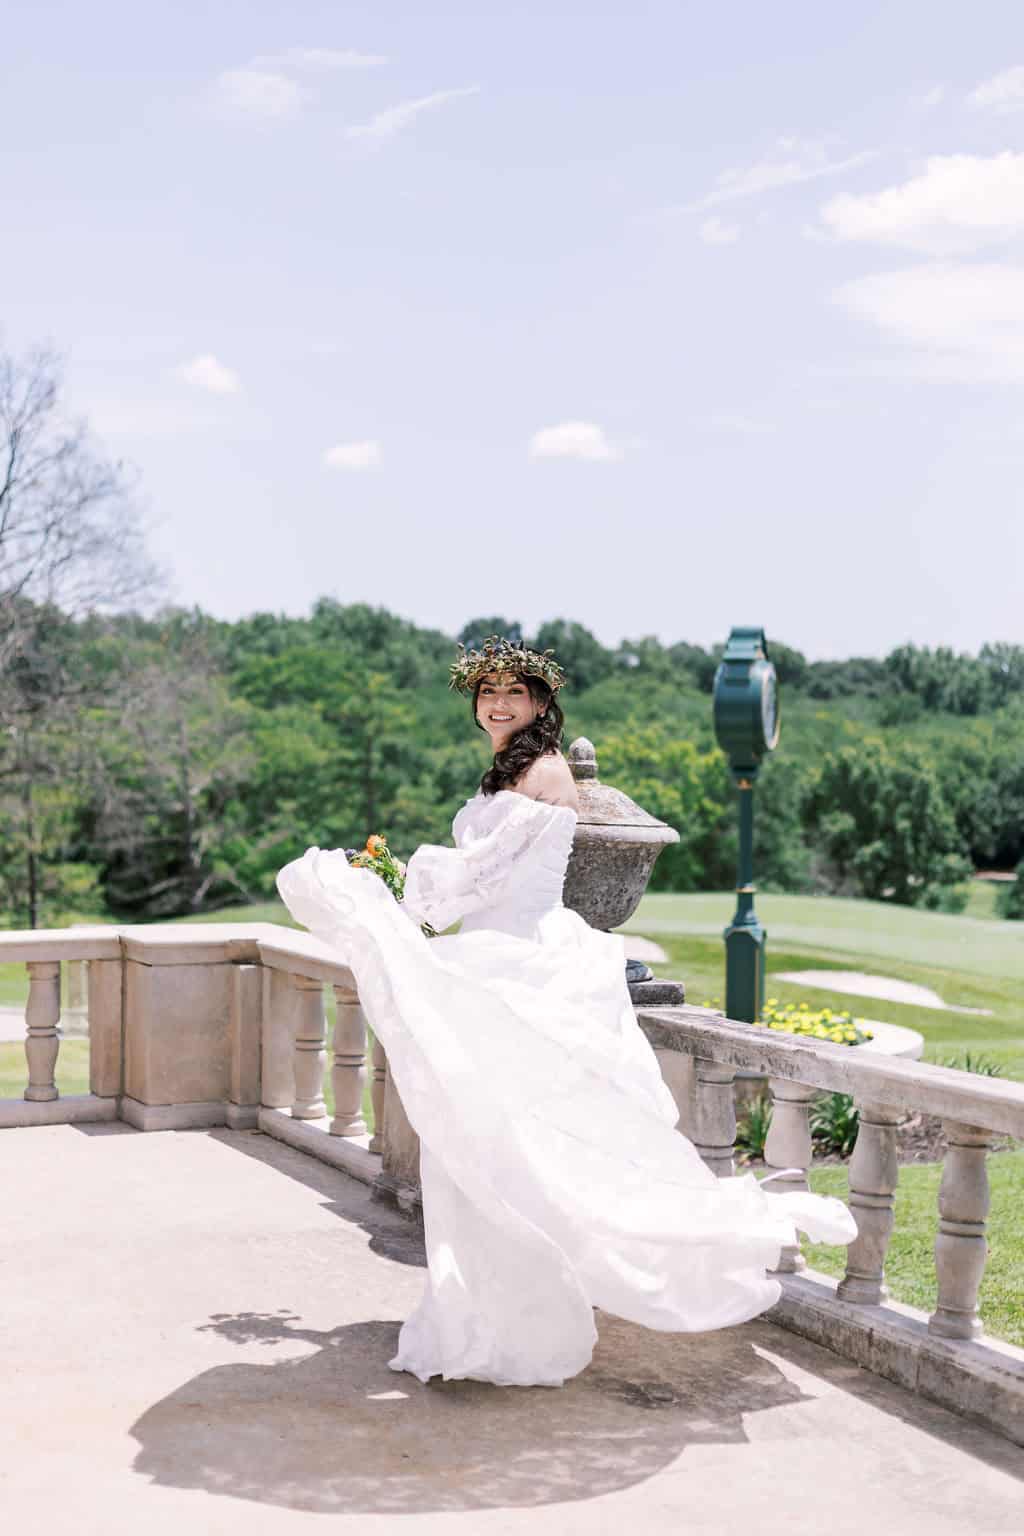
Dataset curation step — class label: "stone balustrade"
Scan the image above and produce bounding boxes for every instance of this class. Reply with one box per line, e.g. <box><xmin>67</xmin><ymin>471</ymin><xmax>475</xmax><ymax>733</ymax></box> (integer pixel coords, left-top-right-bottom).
<box><xmin>639</xmin><ymin>1004</ymin><xmax>1024</xmax><ymax>1342</ymax></box>
<box><xmin>639</xmin><ymin>1003</ymin><xmax>1024</xmax><ymax>1446</ymax></box>
<box><xmin>0</xmin><ymin>926</ymin><xmax>124</xmax><ymax>1128</ymax></box>
<box><xmin>0</xmin><ymin>924</ymin><xmax>393</xmax><ymax>1189</ymax></box>
<box><xmin>1</xmin><ymin>929</ymin><xmax>1021</xmax><ymax>1445</ymax></box>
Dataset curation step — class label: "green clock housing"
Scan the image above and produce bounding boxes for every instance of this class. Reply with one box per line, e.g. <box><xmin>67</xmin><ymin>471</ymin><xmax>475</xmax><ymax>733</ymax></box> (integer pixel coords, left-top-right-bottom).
<box><xmin>711</xmin><ymin>627</ymin><xmax>780</xmax><ymax>1025</ymax></box>
<box><xmin>712</xmin><ymin>627</ymin><xmax>780</xmax><ymax>779</ymax></box>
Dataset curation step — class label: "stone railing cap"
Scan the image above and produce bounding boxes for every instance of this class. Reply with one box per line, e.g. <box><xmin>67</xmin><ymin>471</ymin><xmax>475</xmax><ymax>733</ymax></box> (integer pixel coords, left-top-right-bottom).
<box><xmin>639</xmin><ymin>1005</ymin><xmax>1024</xmax><ymax>1141</ymax></box>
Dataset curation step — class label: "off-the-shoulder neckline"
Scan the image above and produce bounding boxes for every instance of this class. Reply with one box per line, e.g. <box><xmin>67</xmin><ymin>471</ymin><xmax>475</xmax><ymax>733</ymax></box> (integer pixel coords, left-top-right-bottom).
<box><xmin>463</xmin><ymin>789</ymin><xmax>578</xmax><ymax>818</ymax></box>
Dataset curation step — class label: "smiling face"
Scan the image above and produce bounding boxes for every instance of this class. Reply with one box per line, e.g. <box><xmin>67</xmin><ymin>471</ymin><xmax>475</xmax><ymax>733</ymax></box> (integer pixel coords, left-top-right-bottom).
<box><xmin>474</xmin><ymin>671</ymin><xmax>545</xmax><ymax>751</ymax></box>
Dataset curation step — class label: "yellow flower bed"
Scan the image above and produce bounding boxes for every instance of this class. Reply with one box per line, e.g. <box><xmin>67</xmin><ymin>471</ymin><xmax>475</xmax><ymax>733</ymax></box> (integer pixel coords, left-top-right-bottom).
<box><xmin>698</xmin><ymin>997</ymin><xmax>873</xmax><ymax>1047</ymax></box>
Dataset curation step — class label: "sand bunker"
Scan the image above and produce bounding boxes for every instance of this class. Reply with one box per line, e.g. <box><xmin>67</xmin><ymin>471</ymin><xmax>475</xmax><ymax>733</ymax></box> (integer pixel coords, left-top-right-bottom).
<box><xmin>623</xmin><ymin>937</ymin><xmax>669</xmax><ymax>965</ymax></box>
<box><xmin>775</xmin><ymin>971</ymin><xmax>992</xmax><ymax>1016</ymax></box>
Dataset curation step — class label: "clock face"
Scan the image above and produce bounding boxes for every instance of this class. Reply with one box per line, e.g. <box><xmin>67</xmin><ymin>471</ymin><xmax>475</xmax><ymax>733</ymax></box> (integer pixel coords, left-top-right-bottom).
<box><xmin>760</xmin><ymin>668</ymin><xmax>780</xmax><ymax>750</ymax></box>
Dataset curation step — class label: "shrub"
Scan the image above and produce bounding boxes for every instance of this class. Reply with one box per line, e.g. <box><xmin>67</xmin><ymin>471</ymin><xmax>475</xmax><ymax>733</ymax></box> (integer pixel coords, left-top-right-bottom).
<box><xmin>996</xmin><ymin>863</ymin><xmax>1024</xmax><ymax>921</ymax></box>
<box><xmin>933</xmin><ymin>1050</ymin><xmax>1004</xmax><ymax>1077</ymax></box>
<box><xmin>810</xmin><ymin>1093</ymin><xmax>860</xmax><ymax>1157</ymax></box>
<box><xmin>803</xmin><ymin>740</ymin><xmax>970</xmax><ymax>905</ymax></box>
<box><xmin>921</xmin><ymin>883</ymin><xmax>970</xmax><ymax>914</ymax></box>
<box><xmin>735</xmin><ymin>1094</ymin><xmax>773</xmax><ymax>1163</ymax></box>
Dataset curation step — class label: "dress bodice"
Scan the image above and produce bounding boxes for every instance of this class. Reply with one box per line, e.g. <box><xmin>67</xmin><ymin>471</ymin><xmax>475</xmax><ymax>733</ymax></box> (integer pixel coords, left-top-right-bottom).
<box><xmin>403</xmin><ymin>789</ymin><xmax>577</xmax><ymax>939</ymax></box>
<box><xmin>453</xmin><ymin>792</ymin><xmax>577</xmax><ymax>935</ymax></box>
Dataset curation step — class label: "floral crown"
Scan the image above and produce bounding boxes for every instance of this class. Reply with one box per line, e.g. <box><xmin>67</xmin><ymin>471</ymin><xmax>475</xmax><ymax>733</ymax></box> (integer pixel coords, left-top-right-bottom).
<box><xmin>449</xmin><ymin>635</ymin><xmax>567</xmax><ymax>695</ymax></box>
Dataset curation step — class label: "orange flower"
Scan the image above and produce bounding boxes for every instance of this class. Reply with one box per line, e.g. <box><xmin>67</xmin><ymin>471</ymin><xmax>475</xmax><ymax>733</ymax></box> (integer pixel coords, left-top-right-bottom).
<box><xmin>365</xmin><ymin>835</ymin><xmax>387</xmax><ymax>857</ymax></box>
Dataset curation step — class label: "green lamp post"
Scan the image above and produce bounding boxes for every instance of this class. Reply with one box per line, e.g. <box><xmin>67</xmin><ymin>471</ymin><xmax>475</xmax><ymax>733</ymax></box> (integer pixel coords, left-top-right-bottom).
<box><xmin>712</xmin><ymin>627</ymin><xmax>780</xmax><ymax>1022</ymax></box>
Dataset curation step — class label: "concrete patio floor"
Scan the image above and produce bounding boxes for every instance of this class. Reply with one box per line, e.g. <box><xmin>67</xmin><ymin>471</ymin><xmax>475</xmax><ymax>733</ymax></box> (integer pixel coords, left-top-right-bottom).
<box><xmin>2</xmin><ymin>1124</ymin><xmax>1021</xmax><ymax>1535</ymax></box>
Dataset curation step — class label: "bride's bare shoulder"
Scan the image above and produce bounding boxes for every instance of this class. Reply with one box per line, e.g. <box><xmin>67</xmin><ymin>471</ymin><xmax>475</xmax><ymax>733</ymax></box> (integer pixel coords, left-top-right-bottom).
<box><xmin>510</xmin><ymin>751</ymin><xmax>580</xmax><ymax>812</ymax></box>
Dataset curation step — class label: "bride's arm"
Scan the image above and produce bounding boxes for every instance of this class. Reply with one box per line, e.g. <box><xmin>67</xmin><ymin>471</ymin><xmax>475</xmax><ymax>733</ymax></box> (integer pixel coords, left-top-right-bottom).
<box><xmin>402</xmin><ymin>791</ymin><xmax>574</xmax><ymax>932</ymax></box>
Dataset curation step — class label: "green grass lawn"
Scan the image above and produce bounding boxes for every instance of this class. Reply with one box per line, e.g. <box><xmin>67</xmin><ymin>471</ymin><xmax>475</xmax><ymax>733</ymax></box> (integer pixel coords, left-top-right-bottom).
<box><xmin>805</xmin><ymin>1152</ymin><xmax>1024</xmax><ymax>1349</ymax></box>
<box><xmin>177</xmin><ymin>901</ymin><xmax>297</xmax><ymax>926</ymax></box>
<box><xmin>624</xmin><ymin>890</ymin><xmax>1023</xmax><ymax>982</ymax></box>
<box><xmin>623</xmin><ymin>891</ymin><xmax>1024</xmax><ymax>1080</ymax></box>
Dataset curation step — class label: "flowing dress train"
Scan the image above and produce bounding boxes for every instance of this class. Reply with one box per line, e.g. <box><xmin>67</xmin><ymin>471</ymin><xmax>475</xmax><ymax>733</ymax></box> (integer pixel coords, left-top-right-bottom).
<box><xmin>276</xmin><ymin>789</ymin><xmax>856</xmax><ymax>1387</ymax></box>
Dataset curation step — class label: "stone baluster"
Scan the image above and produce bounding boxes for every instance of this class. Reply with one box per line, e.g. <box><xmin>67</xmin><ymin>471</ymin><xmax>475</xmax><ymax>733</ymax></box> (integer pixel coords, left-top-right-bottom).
<box><xmin>763</xmin><ymin>1078</ymin><xmax>818</xmax><ymax>1273</ymax></box>
<box><xmin>369</xmin><ymin>1035</ymin><xmax>387</xmax><ymax>1154</ymax></box>
<box><xmin>24</xmin><ymin>961</ymin><xmax>61</xmax><ymax>1103</ymax></box>
<box><xmin>261</xmin><ymin>970</ymin><xmax>295</xmax><ymax>1109</ymax></box>
<box><xmin>837</xmin><ymin>1098</ymin><xmax>902</xmax><ymax>1304</ymax></box>
<box><xmin>929</xmin><ymin>1122</ymin><xmax>994</xmax><ymax>1340</ymax></box>
<box><xmin>290</xmin><ymin>974</ymin><xmax>327</xmax><ymax>1120</ymax></box>
<box><xmin>330</xmin><ymin>983</ymin><xmax>368</xmax><ymax>1137</ymax></box>
<box><xmin>693</xmin><ymin>1058</ymin><xmax>736</xmax><ymax>1178</ymax></box>
<box><xmin>653</xmin><ymin>1048</ymin><xmax>697</xmax><ymax>1141</ymax></box>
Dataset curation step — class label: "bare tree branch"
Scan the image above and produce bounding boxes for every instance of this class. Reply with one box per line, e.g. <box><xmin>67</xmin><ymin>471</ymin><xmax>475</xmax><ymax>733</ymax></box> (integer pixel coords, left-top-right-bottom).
<box><xmin>0</xmin><ymin>345</ymin><xmax>159</xmax><ymax>675</ymax></box>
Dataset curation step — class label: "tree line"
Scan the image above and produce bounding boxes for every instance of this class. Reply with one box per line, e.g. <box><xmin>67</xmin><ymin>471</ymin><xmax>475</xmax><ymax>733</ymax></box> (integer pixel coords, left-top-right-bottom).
<box><xmin>2</xmin><ymin>597</ymin><xmax>1022</xmax><ymax>927</ymax></box>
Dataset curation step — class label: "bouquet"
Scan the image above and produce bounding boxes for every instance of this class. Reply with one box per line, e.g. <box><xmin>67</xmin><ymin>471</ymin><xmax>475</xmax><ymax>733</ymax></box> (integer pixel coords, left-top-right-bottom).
<box><xmin>345</xmin><ymin>835</ymin><xmax>435</xmax><ymax>937</ymax></box>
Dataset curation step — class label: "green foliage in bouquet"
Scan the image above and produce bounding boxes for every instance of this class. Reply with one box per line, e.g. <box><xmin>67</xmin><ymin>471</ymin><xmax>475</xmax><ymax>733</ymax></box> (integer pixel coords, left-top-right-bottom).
<box><xmin>346</xmin><ymin>835</ymin><xmax>436</xmax><ymax>937</ymax></box>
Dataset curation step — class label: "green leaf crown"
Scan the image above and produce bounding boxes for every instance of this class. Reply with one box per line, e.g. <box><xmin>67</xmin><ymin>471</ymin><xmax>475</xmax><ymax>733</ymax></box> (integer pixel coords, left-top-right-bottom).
<box><xmin>449</xmin><ymin>635</ymin><xmax>567</xmax><ymax>695</ymax></box>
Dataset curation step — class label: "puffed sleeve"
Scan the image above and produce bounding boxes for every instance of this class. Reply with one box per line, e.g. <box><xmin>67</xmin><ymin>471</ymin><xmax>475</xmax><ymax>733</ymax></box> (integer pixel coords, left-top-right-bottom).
<box><xmin>402</xmin><ymin>793</ymin><xmax>575</xmax><ymax>932</ymax></box>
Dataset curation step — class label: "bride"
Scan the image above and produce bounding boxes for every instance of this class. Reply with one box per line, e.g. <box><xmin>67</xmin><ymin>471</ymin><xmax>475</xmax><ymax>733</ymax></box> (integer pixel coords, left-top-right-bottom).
<box><xmin>277</xmin><ymin>636</ymin><xmax>856</xmax><ymax>1387</ymax></box>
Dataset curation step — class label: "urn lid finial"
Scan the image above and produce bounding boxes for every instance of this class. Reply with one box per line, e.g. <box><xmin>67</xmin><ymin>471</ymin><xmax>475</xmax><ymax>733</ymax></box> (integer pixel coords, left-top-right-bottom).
<box><xmin>566</xmin><ymin>737</ymin><xmax>678</xmax><ymax>838</ymax></box>
<box><xmin>568</xmin><ymin>737</ymin><xmax>598</xmax><ymax>782</ymax></box>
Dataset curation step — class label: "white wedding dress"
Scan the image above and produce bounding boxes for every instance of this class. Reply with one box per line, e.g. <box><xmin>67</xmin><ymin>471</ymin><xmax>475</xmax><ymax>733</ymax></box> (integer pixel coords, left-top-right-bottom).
<box><xmin>277</xmin><ymin>788</ymin><xmax>856</xmax><ymax>1387</ymax></box>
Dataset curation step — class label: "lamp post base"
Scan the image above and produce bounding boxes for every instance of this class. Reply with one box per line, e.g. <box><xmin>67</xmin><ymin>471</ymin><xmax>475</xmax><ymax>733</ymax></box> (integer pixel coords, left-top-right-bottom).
<box><xmin>724</xmin><ymin>918</ymin><xmax>766</xmax><ymax>1023</ymax></box>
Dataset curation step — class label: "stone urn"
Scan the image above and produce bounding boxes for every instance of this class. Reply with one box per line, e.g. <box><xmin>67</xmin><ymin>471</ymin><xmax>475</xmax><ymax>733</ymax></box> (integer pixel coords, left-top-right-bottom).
<box><xmin>562</xmin><ymin>738</ymin><xmax>685</xmax><ymax>1005</ymax></box>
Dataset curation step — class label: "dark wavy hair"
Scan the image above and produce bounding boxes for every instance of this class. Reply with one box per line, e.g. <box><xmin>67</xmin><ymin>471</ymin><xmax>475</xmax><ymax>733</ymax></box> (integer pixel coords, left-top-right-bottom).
<box><xmin>473</xmin><ymin>674</ymin><xmax>565</xmax><ymax>795</ymax></box>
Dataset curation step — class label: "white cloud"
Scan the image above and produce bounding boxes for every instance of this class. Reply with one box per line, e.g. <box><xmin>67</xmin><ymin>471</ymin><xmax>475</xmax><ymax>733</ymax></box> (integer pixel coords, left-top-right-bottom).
<box><xmin>210</xmin><ymin>47</ymin><xmax>384</xmax><ymax>118</ymax></box>
<box><xmin>682</xmin><ymin>139</ymin><xmax>875</xmax><ymax>212</ymax></box>
<box><xmin>346</xmin><ymin>86</ymin><xmax>480</xmax><ymax>144</ymax></box>
<box><xmin>213</xmin><ymin>68</ymin><xmax>309</xmax><ymax>118</ymax></box>
<box><xmin>324</xmin><ymin>439</ymin><xmax>381</xmax><ymax>469</ymax></box>
<box><xmin>914</xmin><ymin>84</ymin><xmax>945</xmax><ymax>109</ymax></box>
<box><xmin>820</xmin><ymin>152</ymin><xmax>1024</xmax><ymax>254</ymax></box>
<box><xmin>834</xmin><ymin>263</ymin><xmax>1024</xmax><ymax>377</ymax></box>
<box><xmin>699</xmin><ymin>216</ymin><xmax>740</xmax><ymax>245</ymax></box>
<box><xmin>528</xmin><ymin>421</ymin><xmax>622</xmax><ymax>462</ymax></box>
<box><xmin>968</xmin><ymin>64</ymin><xmax>1024</xmax><ymax>114</ymax></box>
<box><xmin>179</xmin><ymin>354</ymin><xmax>241</xmax><ymax>394</ymax></box>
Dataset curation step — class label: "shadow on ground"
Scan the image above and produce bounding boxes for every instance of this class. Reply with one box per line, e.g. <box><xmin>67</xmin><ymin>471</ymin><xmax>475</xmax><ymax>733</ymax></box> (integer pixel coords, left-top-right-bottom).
<box><xmin>130</xmin><ymin>1309</ymin><xmax>816</xmax><ymax>1515</ymax></box>
<box><xmin>115</xmin><ymin>1126</ymin><xmax>1024</xmax><ymax>1517</ymax></box>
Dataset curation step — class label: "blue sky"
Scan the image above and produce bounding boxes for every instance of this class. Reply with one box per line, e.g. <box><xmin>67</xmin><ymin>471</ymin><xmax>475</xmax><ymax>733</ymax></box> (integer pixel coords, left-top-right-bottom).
<box><xmin>3</xmin><ymin>1</ymin><xmax>1023</xmax><ymax>658</ymax></box>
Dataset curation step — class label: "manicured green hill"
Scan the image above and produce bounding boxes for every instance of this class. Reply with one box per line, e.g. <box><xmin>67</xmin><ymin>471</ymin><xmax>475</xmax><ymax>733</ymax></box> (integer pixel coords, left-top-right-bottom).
<box><xmin>624</xmin><ymin>891</ymin><xmax>1024</xmax><ymax>982</ymax></box>
<box><xmin>622</xmin><ymin>891</ymin><xmax>1024</xmax><ymax>1079</ymax></box>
